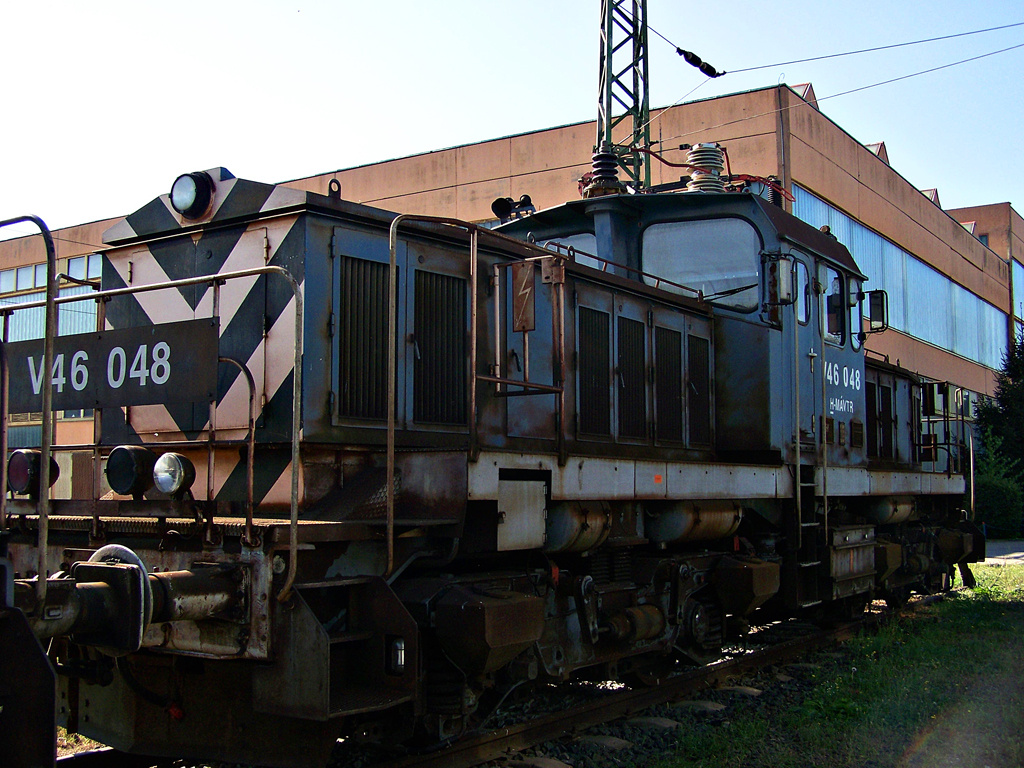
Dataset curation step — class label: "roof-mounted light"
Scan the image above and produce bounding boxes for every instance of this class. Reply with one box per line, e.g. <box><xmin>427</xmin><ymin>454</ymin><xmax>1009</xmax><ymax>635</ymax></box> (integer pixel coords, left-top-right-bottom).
<box><xmin>170</xmin><ymin>172</ymin><xmax>214</xmax><ymax>219</ymax></box>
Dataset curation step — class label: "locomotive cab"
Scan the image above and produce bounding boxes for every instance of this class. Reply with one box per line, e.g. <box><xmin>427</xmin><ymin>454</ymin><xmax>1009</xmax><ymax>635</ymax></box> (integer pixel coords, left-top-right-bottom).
<box><xmin>499</xmin><ymin>190</ymin><xmax>876</xmax><ymax>471</ymax></box>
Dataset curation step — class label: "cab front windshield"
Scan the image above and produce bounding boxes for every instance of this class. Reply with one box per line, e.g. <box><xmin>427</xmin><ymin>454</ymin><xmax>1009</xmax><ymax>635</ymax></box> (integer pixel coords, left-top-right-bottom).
<box><xmin>641</xmin><ymin>218</ymin><xmax>760</xmax><ymax>311</ymax></box>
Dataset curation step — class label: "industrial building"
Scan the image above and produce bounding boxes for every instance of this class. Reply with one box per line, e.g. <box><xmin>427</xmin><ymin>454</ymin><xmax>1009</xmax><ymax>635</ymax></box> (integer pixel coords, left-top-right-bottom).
<box><xmin>0</xmin><ymin>83</ymin><xmax>1017</xmax><ymax>469</ymax></box>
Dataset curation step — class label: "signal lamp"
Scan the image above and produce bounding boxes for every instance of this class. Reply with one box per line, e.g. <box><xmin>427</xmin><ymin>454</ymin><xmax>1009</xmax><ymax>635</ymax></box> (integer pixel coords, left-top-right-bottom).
<box><xmin>153</xmin><ymin>453</ymin><xmax>196</xmax><ymax>498</ymax></box>
<box><xmin>170</xmin><ymin>172</ymin><xmax>214</xmax><ymax>219</ymax></box>
<box><xmin>7</xmin><ymin>449</ymin><xmax>60</xmax><ymax>497</ymax></box>
<box><xmin>106</xmin><ymin>446</ymin><xmax>157</xmax><ymax>498</ymax></box>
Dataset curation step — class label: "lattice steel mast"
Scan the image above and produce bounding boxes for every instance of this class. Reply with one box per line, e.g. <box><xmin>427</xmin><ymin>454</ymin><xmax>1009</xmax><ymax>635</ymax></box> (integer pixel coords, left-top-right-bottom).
<box><xmin>596</xmin><ymin>0</ymin><xmax>651</xmax><ymax>190</ymax></box>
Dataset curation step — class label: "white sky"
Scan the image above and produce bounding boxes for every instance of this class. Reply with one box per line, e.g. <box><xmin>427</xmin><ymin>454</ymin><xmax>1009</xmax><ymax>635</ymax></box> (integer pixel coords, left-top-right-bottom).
<box><xmin>1</xmin><ymin>0</ymin><xmax>1022</xmax><ymax>242</ymax></box>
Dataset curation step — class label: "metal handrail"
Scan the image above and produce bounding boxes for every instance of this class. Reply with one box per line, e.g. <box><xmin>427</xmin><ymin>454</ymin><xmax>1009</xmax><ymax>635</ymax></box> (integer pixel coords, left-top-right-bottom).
<box><xmin>0</xmin><ymin>215</ymin><xmax>56</xmax><ymax>610</ymax></box>
<box><xmin>0</xmin><ymin>259</ymin><xmax>303</xmax><ymax>604</ymax></box>
<box><xmin>387</xmin><ymin>214</ymin><xmax>564</xmax><ymax>575</ymax></box>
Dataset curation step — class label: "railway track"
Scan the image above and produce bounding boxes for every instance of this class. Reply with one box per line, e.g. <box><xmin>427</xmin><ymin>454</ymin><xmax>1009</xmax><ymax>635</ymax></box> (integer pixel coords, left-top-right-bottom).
<box><xmin>58</xmin><ymin>600</ymin><xmax>926</xmax><ymax>768</ymax></box>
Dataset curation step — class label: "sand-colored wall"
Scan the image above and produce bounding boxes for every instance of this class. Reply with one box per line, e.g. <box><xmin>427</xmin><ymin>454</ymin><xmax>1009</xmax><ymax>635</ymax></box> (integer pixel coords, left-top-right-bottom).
<box><xmin>0</xmin><ymin>86</ymin><xmax>1011</xmax><ymax>397</ymax></box>
<box><xmin>283</xmin><ymin>88</ymin><xmax>787</xmax><ymax>222</ymax></box>
<box><xmin>0</xmin><ymin>218</ymin><xmax>117</xmax><ymax>270</ymax></box>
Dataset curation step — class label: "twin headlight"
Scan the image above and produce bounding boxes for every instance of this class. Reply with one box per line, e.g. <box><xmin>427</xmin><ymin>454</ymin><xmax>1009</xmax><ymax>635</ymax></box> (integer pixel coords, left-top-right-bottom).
<box><xmin>105</xmin><ymin>445</ymin><xmax>196</xmax><ymax>499</ymax></box>
<box><xmin>6</xmin><ymin>449</ymin><xmax>60</xmax><ymax>497</ymax></box>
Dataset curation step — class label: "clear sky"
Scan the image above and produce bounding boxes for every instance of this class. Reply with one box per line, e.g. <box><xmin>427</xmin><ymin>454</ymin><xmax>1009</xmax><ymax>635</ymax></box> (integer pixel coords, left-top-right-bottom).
<box><xmin>1</xmin><ymin>0</ymin><xmax>1022</xmax><ymax>242</ymax></box>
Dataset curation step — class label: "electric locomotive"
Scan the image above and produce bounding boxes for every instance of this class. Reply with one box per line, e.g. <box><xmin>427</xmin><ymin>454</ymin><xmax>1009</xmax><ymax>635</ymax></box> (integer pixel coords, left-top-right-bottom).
<box><xmin>0</xmin><ymin>152</ymin><xmax>981</xmax><ymax>767</ymax></box>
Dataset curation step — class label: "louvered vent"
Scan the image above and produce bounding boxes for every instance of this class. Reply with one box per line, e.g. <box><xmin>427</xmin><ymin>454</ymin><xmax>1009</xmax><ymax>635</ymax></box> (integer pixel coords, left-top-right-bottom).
<box><xmin>617</xmin><ymin>317</ymin><xmax>646</xmax><ymax>439</ymax></box>
<box><xmin>879</xmin><ymin>384</ymin><xmax>894</xmax><ymax>458</ymax></box>
<box><xmin>687</xmin><ymin>335</ymin><xmax>711</xmax><ymax>445</ymax></box>
<box><xmin>578</xmin><ymin>307</ymin><xmax>611</xmax><ymax>435</ymax></box>
<box><xmin>866</xmin><ymin>382</ymin><xmax>878</xmax><ymax>457</ymax></box>
<box><xmin>850</xmin><ymin>419</ymin><xmax>865</xmax><ymax>449</ymax></box>
<box><xmin>414</xmin><ymin>270</ymin><xmax>467</xmax><ymax>425</ymax></box>
<box><xmin>339</xmin><ymin>257</ymin><xmax>389</xmax><ymax>419</ymax></box>
<box><xmin>654</xmin><ymin>326</ymin><xmax>683</xmax><ymax>442</ymax></box>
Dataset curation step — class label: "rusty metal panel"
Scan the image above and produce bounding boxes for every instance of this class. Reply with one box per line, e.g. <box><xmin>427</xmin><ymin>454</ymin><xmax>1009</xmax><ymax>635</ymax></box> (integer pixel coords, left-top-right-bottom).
<box><xmin>468</xmin><ymin>452</ymin><xmax>795</xmax><ymax>501</ymax></box>
<box><xmin>654</xmin><ymin>325</ymin><xmax>683</xmax><ymax>442</ymax></box>
<box><xmin>338</xmin><ymin>255</ymin><xmax>389</xmax><ymax>420</ymax></box>
<box><xmin>617</xmin><ymin>316</ymin><xmax>646</xmax><ymax>439</ymax></box>
<box><xmin>413</xmin><ymin>269</ymin><xmax>466</xmax><ymax>424</ymax></box>
<box><xmin>511</xmin><ymin>261</ymin><xmax>536</xmax><ymax>332</ymax></box>
<box><xmin>687</xmin><ymin>334</ymin><xmax>711</xmax><ymax>444</ymax></box>
<box><xmin>578</xmin><ymin>306</ymin><xmax>611</xmax><ymax>435</ymax></box>
<box><xmin>634</xmin><ymin>460</ymin><xmax>669</xmax><ymax>498</ymax></box>
<box><xmin>831</xmin><ymin>526</ymin><xmax>876</xmax><ymax>596</ymax></box>
<box><xmin>7</xmin><ymin>319</ymin><xmax>218</xmax><ymax>412</ymax></box>
<box><xmin>0</xmin><ymin>608</ymin><xmax>56</xmax><ymax>768</ymax></box>
<box><xmin>831</xmin><ymin>525</ymin><xmax>875</xmax><ymax>548</ymax></box>
<box><xmin>434</xmin><ymin>586</ymin><xmax>544</xmax><ymax>674</ymax></box>
<box><xmin>496</xmin><ymin>479</ymin><xmax>547</xmax><ymax>551</ymax></box>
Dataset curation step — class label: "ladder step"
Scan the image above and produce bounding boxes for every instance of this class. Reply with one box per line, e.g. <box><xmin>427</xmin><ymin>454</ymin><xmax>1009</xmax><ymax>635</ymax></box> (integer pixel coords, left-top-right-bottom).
<box><xmin>798</xmin><ymin>600</ymin><xmax>822</xmax><ymax>608</ymax></box>
<box><xmin>330</xmin><ymin>630</ymin><xmax>374</xmax><ymax>645</ymax></box>
<box><xmin>296</xmin><ymin>577</ymin><xmax>374</xmax><ymax>590</ymax></box>
<box><xmin>799</xmin><ymin>561</ymin><xmax>821</xmax><ymax>568</ymax></box>
<box><xmin>801</xmin><ymin>522</ymin><xmax>820</xmax><ymax>528</ymax></box>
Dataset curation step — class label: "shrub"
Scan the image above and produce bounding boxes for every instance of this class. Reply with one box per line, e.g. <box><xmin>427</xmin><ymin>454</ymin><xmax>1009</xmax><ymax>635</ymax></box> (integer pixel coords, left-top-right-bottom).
<box><xmin>974</xmin><ymin>472</ymin><xmax>1023</xmax><ymax>538</ymax></box>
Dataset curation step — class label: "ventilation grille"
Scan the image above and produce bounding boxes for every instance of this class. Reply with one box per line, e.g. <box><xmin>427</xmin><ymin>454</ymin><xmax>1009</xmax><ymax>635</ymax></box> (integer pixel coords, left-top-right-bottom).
<box><xmin>339</xmin><ymin>257</ymin><xmax>389</xmax><ymax>420</ymax></box>
<box><xmin>687</xmin><ymin>335</ymin><xmax>711</xmax><ymax>444</ymax></box>
<box><xmin>414</xmin><ymin>270</ymin><xmax>467</xmax><ymax>425</ymax></box>
<box><xmin>617</xmin><ymin>317</ymin><xmax>646</xmax><ymax>439</ymax></box>
<box><xmin>850</xmin><ymin>419</ymin><xmax>864</xmax><ymax>449</ymax></box>
<box><xmin>578</xmin><ymin>307</ymin><xmax>611</xmax><ymax>436</ymax></box>
<box><xmin>879</xmin><ymin>384</ymin><xmax>894</xmax><ymax>458</ymax></box>
<box><xmin>654</xmin><ymin>326</ymin><xmax>683</xmax><ymax>442</ymax></box>
<box><xmin>866</xmin><ymin>382</ymin><xmax>878</xmax><ymax>457</ymax></box>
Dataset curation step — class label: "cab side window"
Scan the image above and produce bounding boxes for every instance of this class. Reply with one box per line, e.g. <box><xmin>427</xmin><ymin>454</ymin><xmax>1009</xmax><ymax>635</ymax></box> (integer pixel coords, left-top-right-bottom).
<box><xmin>824</xmin><ymin>267</ymin><xmax>845</xmax><ymax>345</ymax></box>
<box><xmin>796</xmin><ymin>261</ymin><xmax>810</xmax><ymax>324</ymax></box>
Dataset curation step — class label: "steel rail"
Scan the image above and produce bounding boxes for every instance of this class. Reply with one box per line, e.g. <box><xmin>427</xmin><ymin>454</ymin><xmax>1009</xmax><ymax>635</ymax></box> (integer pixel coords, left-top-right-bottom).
<box><xmin>376</xmin><ymin>610</ymin><xmax>895</xmax><ymax>768</ymax></box>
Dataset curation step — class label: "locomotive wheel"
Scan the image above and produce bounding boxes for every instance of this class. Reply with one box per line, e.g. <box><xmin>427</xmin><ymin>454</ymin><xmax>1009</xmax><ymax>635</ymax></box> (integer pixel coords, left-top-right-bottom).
<box><xmin>882</xmin><ymin>586</ymin><xmax>912</xmax><ymax>610</ymax></box>
<box><xmin>820</xmin><ymin>595</ymin><xmax>869</xmax><ymax>626</ymax></box>
<box><xmin>676</xmin><ymin>594</ymin><xmax>725</xmax><ymax>665</ymax></box>
<box><xmin>622</xmin><ymin>656</ymin><xmax>679</xmax><ymax>687</ymax></box>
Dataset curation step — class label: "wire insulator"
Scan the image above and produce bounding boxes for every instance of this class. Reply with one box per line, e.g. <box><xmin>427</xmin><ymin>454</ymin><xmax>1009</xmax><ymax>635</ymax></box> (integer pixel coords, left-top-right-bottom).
<box><xmin>685</xmin><ymin>143</ymin><xmax>726</xmax><ymax>193</ymax></box>
<box><xmin>591</xmin><ymin>146</ymin><xmax>621</xmax><ymax>184</ymax></box>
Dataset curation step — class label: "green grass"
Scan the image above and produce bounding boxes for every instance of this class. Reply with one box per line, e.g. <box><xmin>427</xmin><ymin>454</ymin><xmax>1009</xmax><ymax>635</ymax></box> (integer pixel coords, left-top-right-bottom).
<box><xmin>658</xmin><ymin>563</ymin><xmax>1024</xmax><ymax>768</ymax></box>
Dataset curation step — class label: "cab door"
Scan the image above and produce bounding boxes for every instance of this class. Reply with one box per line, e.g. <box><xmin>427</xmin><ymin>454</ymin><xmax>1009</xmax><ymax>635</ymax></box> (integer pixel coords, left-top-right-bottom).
<box><xmin>791</xmin><ymin>254</ymin><xmax>820</xmax><ymax>460</ymax></box>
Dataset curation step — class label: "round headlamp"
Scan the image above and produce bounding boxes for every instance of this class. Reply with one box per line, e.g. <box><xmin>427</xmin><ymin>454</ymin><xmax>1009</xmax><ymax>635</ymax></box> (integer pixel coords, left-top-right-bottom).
<box><xmin>153</xmin><ymin>453</ymin><xmax>196</xmax><ymax>497</ymax></box>
<box><xmin>170</xmin><ymin>172</ymin><xmax>213</xmax><ymax>219</ymax></box>
<box><xmin>8</xmin><ymin>449</ymin><xmax>60</xmax><ymax>496</ymax></box>
<box><xmin>106</xmin><ymin>446</ymin><xmax>157</xmax><ymax>498</ymax></box>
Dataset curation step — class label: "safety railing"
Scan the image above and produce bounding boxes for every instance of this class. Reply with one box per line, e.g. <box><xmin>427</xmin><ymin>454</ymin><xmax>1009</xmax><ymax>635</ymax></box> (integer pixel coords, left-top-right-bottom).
<box><xmin>0</xmin><ymin>239</ymin><xmax>303</xmax><ymax>607</ymax></box>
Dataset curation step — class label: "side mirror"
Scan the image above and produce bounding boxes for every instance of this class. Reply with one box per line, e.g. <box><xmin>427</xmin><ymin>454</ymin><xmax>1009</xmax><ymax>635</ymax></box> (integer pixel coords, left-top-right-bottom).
<box><xmin>766</xmin><ymin>255</ymin><xmax>795</xmax><ymax>305</ymax></box>
<box><xmin>866</xmin><ymin>289</ymin><xmax>888</xmax><ymax>333</ymax></box>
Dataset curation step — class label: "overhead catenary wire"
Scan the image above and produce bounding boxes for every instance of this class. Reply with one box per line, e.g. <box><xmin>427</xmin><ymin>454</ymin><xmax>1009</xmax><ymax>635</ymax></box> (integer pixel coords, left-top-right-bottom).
<box><xmin>627</xmin><ymin>12</ymin><xmax>1024</xmax><ymax>151</ymax></box>
<box><xmin>639</xmin><ymin>40</ymin><xmax>1024</xmax><ymax>150</ymax></box>
<box><xmin>727</xmin><ymin>21</ymin><xmax>1024</xmax><ymax>73</ymax></box>
<box><xmin>646</xmin><ymin>17</ymin><xmax>1024</xmax><ymax>74</ymax></box>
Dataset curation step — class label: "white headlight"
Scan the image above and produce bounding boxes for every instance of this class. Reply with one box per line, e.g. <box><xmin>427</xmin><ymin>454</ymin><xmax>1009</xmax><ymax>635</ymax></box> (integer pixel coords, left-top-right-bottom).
<box><xmin>170</xmin><ymin>172</ymin><xmax>213</xmax><ymax>219</ymax></box>
<box><xmin>153</xmin><ymin>453</ymin><xmax>196</xmax><ymax>496</ymax></box>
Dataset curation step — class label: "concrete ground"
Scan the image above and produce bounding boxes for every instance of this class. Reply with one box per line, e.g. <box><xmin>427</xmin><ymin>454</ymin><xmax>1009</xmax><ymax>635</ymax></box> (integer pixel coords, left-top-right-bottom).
<box><xmin>982</xmin><ymin>539</ymin><xmax>1024</xmax><ymax>565</ymax></box>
